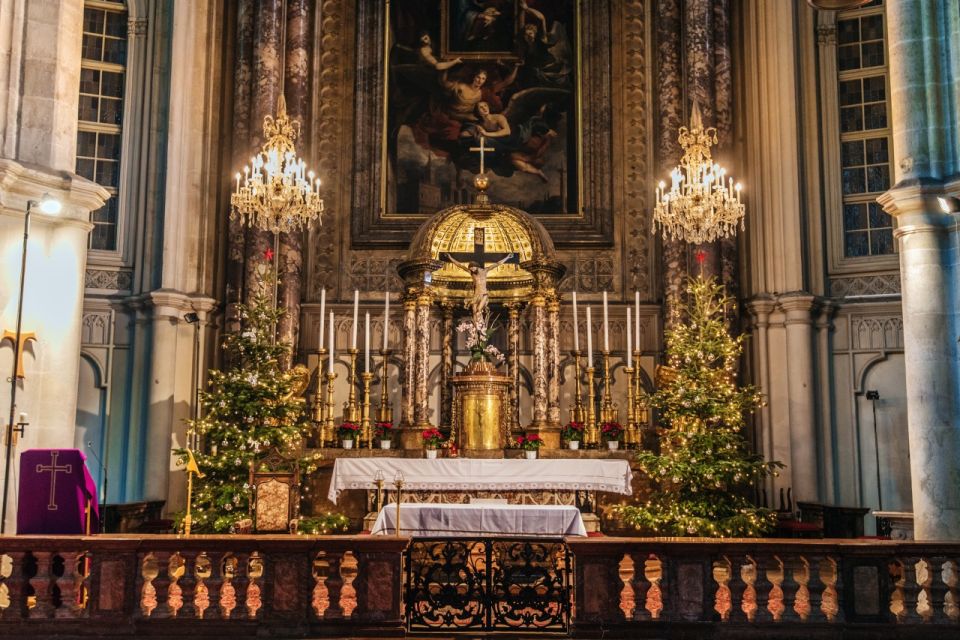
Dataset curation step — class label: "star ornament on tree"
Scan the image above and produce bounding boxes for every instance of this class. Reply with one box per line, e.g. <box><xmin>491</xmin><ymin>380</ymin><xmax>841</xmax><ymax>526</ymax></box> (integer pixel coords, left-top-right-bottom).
<box><xmin>264</xmin><ymin>247</ymin><xmax>275</xmax><ymax>262</ymax></box>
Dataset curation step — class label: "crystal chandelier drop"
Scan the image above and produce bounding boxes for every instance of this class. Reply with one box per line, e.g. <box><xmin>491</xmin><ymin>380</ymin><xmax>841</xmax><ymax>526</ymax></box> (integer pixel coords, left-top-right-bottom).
<box><xmin>231</xmin><ymin>96</ymin><xmax>324</xmax><ymax>234</ymax></box>
<box><xmin>653</xmin><ymin>102</ymin><xmax>744</xmax><ymax>244</ymax></box>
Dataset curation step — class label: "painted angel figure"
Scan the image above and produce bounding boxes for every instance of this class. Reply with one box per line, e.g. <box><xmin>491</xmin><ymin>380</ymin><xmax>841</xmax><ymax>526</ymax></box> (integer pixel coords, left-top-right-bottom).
<box><xmin>445</xmin><ymin>252</ymin><xmax>514</xmax><ymax>330</ymax></box>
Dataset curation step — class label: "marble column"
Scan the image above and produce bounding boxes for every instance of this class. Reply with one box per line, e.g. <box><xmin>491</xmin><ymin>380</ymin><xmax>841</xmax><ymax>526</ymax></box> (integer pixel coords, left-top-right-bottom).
<box><xmin>226</xmin><ymin>0</ymin><xmax>255</xmax><ymax>322</ymax></box>
<box><xmin>530</xmin><ymin>293</ymin><xmax>548</xmax><ymax>429</ymax></box>
<box><xmin>400</xmin><ymin>294</ymin><xmax>416</xmax><ymax>428</ymax></box>
<box><xmin>746</xmin><ymin>296</ymin><xmax>776</xmax><ymax>500</ymax></box>
<box><xmin>244</xmin><ymin>0</ymin><xmax>284</xmax><ymax>305</ymax></box>
<box><xmin>878</xmin><ymin>0</ymin><xmax>960</xmax><ymax>540</ymax></box>
<box><xmin>546</xmin><ymin>295</ymin><xmax>561</xmax><ymax>427</ymax></box>
<box><xmin>439</xmin><ymin>301</ymin><xmax>454</xmax><ymax>428</ymax></box>
<box><xmin>413</xmin><ymin>291</ymin><xmax>433</xmax><ymax>428</ymax></box>
<box><xmin>507</xmin><ymin>302</ymin><xmax>521</xmax><ymax>430</ymax></box>
<box><xmin>276</xmin><ymin>0</ymin><xmax>313</xmax><ymax>364</ymax></box>
<box><xmin>655</xmin><ymin>0</ymin><xmax>686</xmax><ymax>327</ymax></box>
<box><xmin>780</xmin><ymin>294</ymin><xmax>819</xmax><ymax>501</ymax></box>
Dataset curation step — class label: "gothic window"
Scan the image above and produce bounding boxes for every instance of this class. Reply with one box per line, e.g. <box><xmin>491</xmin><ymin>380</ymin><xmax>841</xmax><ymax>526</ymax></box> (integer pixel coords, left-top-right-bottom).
<box><xmin>836</xmin><ymin>0</ymin><xmax>894</xmax><ymax>258</ymax></box>
<box><xmin>76</xmin><ymin>0</ymin><xmax>128</xmax><ymax>252</ymax></box>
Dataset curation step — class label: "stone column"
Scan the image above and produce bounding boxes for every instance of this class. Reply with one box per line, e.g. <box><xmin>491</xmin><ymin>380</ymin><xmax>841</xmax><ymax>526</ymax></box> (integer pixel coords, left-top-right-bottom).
<box><xmin>656</xmin><ymin>0</ymin><xmax>686</xmax><ymax>327</ymax></box>
<box><xmin>877</xmin><ymin>0</ymin><xmax>960</xmax><ymax>540</ymax></box>
<box><xmin>530</xmin><ymin>293</ymin><xmax>548</xmax><ymax>430</ymax></box>
<box><xmin>439</xmin><ymin>301</ymin><xmax>454</xmax><ymax>428</ymax></box>
<box><xmin>413</xmin><ymin>291</ymin><xmax>433</xmax><ymax>428</ymax></box>
<box><xmin>507</xmin><ymin>302</ymin><xmax>521</xmax><ymax>430</ymax></box>
<box><xmin>400</xmin><ymin>293</ymin><xmax>416</xmax><ymax>428</ymax></box>
<box><xmin>226</xmin><ymin>0</ymin><xmax>255</xmax><ymax>320</ymax></box>
<box><xmin>276</xmin><ymin>0</ymin><xmax>313</xmax><ymax>363</ymax></box>
<box><xmin>780</xmin><ymin>294</ymin><xmax>819</xmax><ymax>502</ymax></box>
<box><xmin>546</xmin><ymin>295</ymin><xmax>561</xmax><ymax>427</ymax></box>
<box><xmin>746</xmin><ymin>296</ymin><xmax>776</xmax><ymax>501</ymax></box>
<box><xmin>244</xmin><ymin>0</ymin><xmax>284</xmax><ymax>305</ymax></box>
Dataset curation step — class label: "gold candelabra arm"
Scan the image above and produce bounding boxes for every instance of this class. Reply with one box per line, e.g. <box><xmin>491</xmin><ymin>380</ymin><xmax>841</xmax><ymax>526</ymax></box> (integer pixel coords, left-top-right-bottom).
<box><xmin>346</xmin><ymin>349</ymin><xmax>359</xmax><ymax>424</ymax></box>
<box><xmin>360</xmin><ymin>372</ymin><xmax>374</xmax><ymax>450</ymax></box>
<box><xmin>377</xmin><ymin>349</ymin><xmax>393</xmax><ymax>424</ymax></box>
<box><xmin>324</xmin><ymin>371</ymin><xmax>338</xmax><ymax>447</ymax></box>
<box><xmin>585</xmin><ymin>367</ymin><xmax>598</xmax><ymax>447</ymax></box>
<box><xmin>600</xmin><ymin>351</ymin><xmax>614</xmax><ymax>424</ymax></box>
<box><xmin>571</xmin><ymin>350</ymin><xmax>584</xmax><ymax>424</ymax></box>
<box><xmin>313</xmin><ymin>347</ymin><xmax>327</xmax><ymax>439</ymax></box>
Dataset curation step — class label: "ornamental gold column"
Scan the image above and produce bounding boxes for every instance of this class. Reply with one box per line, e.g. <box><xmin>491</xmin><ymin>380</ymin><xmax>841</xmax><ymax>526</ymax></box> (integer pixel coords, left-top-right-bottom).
<box><xmin>413</xmin><ymin>289</ymin><xmax>433</xmax><ymax>430</ymax></box>
<box><xmin>529</xmin><ymin>292</ymin><xmax>548</xmax><ymax>430</ymax></box>
<box><xmin>439</xmin><ymin>301</ymin><xmax>455</xmax><ymax>428</ymax></box>
<box><xmin>400</xmin><ymin>294</ymin><xmax>417</xmax><ymax>429</ymax></box>
<box><xmin>546</xmin><ymin>295</ymin><xmax>561</xmax><ymax>429</ymax></box>
<box><xmin>506</xmin><ymin>303</ymin><xmax>522</xmax><ymax>431</ymax></box>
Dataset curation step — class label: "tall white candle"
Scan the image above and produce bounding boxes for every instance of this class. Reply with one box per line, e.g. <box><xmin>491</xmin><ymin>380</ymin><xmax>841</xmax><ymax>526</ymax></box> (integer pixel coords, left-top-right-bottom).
<box><xmin>328</xmin><ymin>311</ymin><xmax>335</xmax><ymax>374</ymax></box>
<box><xmin>383</xmin><ymin>292</ymin><xmax>390</xmax><ymax>351</ymax></box>
<box><xmin>572</xmin><ymin>291</ymin><xmax>579</xmax><ymax>351</ymax></box>
<box><xmin>626</xmin><ymin>308</ymin><xmax>633</xmax><ymax>368</ymax></box>
<box><xmin>602</xmin><ymin>291</ymin><xmax>609</xmax><ymax>351</ymax></box>
<box><xmin>586</xmin><ymin>306</ymin><xmax>593</xmax><ymax>368</ymax></box>
<box><xmin>635</xmin><ymin>290</ymin><xmax>640</xmax><ymax>351</ymax></box>
<box><xmin>364</xmin><ymin>311</ymin><xmax>371</xmax><ymax>373</ymax></box>
<box><xmin>351</xmin><ymin>289</ymin><xmax>359</xmax><ymax>348</ymax></box>
<box><xmin>319</xmin><ymin>288</ymin><xmax>326</xmax><ymax>351</ymax></box>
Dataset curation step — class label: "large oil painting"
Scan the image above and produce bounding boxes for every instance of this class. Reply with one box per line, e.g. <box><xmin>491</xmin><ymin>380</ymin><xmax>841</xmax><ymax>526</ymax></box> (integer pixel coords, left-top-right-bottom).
<box><xmin>386</xmin><ymin>0</ymin><xmax>580</xmax><ymax>216</ymax></box>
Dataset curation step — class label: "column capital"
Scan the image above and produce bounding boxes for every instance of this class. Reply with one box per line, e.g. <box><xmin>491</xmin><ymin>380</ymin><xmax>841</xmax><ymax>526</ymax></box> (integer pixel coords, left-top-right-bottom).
<box><xmin>879</xmin><ymin>178</ymin><xmax>960</xmax><ymax>233</ymax></box>
<box><xmin>778</xmin><ymin>292</ymin><xmax>817</xmax><ymax>325</ymax></box>
<box><xmin>745</xmin><ymin>295</ymin><xmax>776</xmax><ymax>324</ymax></box>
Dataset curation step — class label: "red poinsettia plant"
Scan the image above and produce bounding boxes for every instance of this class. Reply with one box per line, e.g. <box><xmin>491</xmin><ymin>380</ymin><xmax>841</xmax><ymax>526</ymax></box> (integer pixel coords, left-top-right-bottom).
<box><xmin>560</xmin><ymin>421</ymin><xmax>584</xmax><ymax>442</ymax></box>
<box><xmin>515</xmin><ymin>434</ymin><xmax>544</xmax><ymax>451</ymax></box>
<box><xmin>374</xmin><ymin>421</ymin><xmax>394</xmax><ymax>440</ymax></box>
<box><xmin>600</xmin><ymin>421</ymin><xmax>623</xmax><ymax>442</ymax></box>
<box><xmin>421</xmin><ymin>427</ymin><xmax>445</xmax><ymax>449</ymax></box>
<box><xmin>337</xmin><ymin>421</ymin><xmax>361</xmax><ymax>440</ymax></box>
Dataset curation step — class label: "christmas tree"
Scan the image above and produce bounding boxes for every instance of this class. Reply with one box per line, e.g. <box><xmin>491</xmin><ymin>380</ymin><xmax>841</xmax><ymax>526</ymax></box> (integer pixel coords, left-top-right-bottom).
<box><xmin>617</xmin><ymin>273</ymin><xmax>781</xmax><ymax>537</ymax></box>
<box><xmin>175</xmin><ymin>263</ymin><xmax>325</xmax><ymax>533</ymax></box>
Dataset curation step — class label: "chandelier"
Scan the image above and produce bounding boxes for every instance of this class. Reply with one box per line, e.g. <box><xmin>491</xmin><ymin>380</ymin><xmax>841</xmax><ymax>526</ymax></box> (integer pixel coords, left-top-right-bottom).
<box><xmin>231</xmin><ymin>96</ymin><xmax>324</xmax><ymax>234</ymax></box>
<box><xmin>653</xmin><ymin>102</ymin><xmax>744</xmax><ymax>244</ymax></box>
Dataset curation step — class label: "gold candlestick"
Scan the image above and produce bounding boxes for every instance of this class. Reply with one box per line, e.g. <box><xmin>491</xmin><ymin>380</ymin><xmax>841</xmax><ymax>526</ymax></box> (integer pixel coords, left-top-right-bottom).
<box><xmin>600</xmin><ymin>350</ymin><xmax>615</xmax><ymax>423</ymax></box>
<box><xmin>633</xmin><ymin>349</ymin><xmax>648</xmax><ymax>440</ymax></box>
<box><xmin>571</xmin><ymin>350</ymin><xmax>585</xmax><ymax>424</ymax></box>
<box><xmin>393</xmin><ymin>471</ymin><xmax>405</xmax><ymax>537</ymax></box>
<box><xmin>313</xmin><ymin>347</ymin><xmax>327</xmax><ymax>442</ymax></box>
<box><xmin>344</xmin><ymin>348</ymin><xmax>360</xmax><ymax>424</ymax></box>
<box><xmin>623</xmin><ymin>365</ymin><xmax>639</xmax><ymax>448</ymax></box>
<box><xmin>324</xmin><ymin>371</ymin><xmax>337</xmax><ymax>446</ymax></box>
<box><xmin>374</xmin><ymin>470</ymin><xmax>385</xmax><ymax>513</ymax></box>
<box><xmin>377</xmin><ymin>349</ymin><xmax>393</xmax><ymax>424</ymax></box>
<box><xmin>360</xmin><ymin>371</ymin><xmax>374</xmax><ymax>449</ymax></box>
<box><xmin>585</xmin><ymin>366</ymin><xmax>598</xmax><ymax>447</ymax></box>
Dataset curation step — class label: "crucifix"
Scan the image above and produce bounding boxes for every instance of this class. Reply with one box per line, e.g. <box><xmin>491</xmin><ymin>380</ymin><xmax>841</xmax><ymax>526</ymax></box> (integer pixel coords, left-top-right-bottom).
<box><xmin>469</xmin><ymin>135</ymin><xmax>494</xmax><ymax>175</ymax></box>
<box><xmin>36</xmin><ymin>450</ymin><xmax>73</xmax><ymax>511</ymax></box>
<box><xmin>443</xmin><ymin>227</ymin><xmax>518</xmax><ymax>330</ymax></box>
<box><xmin>1</xmin><ymin>330</ymin><xmax>36</xmax><ymax>379</ymax></box>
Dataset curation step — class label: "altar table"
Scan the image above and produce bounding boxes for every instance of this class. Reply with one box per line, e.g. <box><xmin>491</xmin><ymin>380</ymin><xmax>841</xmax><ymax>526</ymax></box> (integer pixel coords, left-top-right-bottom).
<box><xmin>327</xmin><ymin>457</ymin><xmax>633</xmax><ymax>504</ymax></box>
<box><xmin>370</xmin><ymin>503</ymin><xmax>587</xmax><ymax>537</ymax></box>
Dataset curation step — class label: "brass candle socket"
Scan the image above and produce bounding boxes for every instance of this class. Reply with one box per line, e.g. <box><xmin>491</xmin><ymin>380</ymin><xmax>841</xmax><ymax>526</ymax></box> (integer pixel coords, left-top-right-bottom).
<box><xmin>623</xmin><ymin>365</ymin><xmax>639</xmax><ymax>448</ymax></box>
<box><xmin>377</xmin><ymin>349</ymin><xmax>393</xmax><ymax>424</ymax></box>
<box><xmin>313</xmin><ymin>347</ymin><xmax>327</xmax><ymax>441</ymax></box>
<box><xmin>585</xmin><ymin>366</ymin><xmax>598</xmax><ymax>447</ymax></box>
<box><xmin>324</xmin><ymin>371</ymin><xmax>337</xmax><ymax>447</ymax></box>
<box><xmin>360</xmin><ymin>371</ymin><xmax>374</xmax><ymax>450</ymax></box>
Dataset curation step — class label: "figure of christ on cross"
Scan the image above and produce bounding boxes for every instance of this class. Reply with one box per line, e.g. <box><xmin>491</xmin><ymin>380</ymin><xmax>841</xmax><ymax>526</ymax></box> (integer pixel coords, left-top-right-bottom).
<box><xmin>443</xmin><ymin>228</ymin><xmax>516</xmax><ymax>332</ymax></box>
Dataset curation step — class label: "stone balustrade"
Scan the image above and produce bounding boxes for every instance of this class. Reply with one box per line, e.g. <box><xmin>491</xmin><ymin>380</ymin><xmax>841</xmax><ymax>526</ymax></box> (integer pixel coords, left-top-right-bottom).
<box><xmin>1</xmin><ymin>535</ymin><xmax>959</xmax><ymax>638</ymax></box>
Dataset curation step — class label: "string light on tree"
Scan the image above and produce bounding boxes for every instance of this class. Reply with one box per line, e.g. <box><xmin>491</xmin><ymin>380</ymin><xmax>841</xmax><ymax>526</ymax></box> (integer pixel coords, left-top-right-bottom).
<box><xmin>652</xmin><ymin>101</ymin><xmax>744</xmax><ymax>244</ymax></box>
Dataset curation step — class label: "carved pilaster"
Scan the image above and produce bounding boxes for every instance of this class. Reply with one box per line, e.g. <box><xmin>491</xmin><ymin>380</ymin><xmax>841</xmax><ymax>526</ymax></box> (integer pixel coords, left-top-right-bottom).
<box><xmin>413</xmin><ymin>291</ymin><xmax>433</xmax><ymax>428</ymax></box>
<box><xmin>530</xmin><ymin>294</ymin><xmax>548</xmax><ymax>429</ymax></box>
<box><xmin>547</xmin><ymin>296</ymin><xmax>561</xmax><ymax>427</ymax></box>
<box><xmin>440</xmin><ymin>301</ymin><xmax>455</xmax><ymax>428</ymax></box>
<box><xmin>401</xmin><ymin>295</ymin><xmax>416</xmax><ymax>428</ymax></box>
<box><xmin>507</xmin><ymin>303</ymin><xmax>522</xmax><ymax>430</ymax></box>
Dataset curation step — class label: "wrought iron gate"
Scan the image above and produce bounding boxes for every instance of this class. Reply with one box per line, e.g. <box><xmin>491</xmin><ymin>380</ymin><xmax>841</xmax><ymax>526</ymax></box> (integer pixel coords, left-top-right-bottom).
<box><xmin>404</xmin><ymin>538</ymin><xmax>571</xmax><ymax>633</ymax></box>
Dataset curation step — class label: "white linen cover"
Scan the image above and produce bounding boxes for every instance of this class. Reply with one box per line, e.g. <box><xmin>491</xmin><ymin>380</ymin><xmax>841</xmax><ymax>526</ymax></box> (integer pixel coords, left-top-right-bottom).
<box><xmin>327</xmin><ymin>457</ymin><xmax>633</xmax><ymax>503</ymax></box>
<box><xmin>370</xmin><ymin>503</ymin><xmax>587</xmax><ymax>537</ymax></box>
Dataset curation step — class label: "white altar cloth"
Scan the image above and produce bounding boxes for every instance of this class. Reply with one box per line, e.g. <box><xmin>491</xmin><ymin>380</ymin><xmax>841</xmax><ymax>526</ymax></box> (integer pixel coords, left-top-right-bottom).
<box><xmin>327</xmin><ymin>457</ymin><xmax>633</xmax><ymax>503</ymax></box>
<box><xmin>370</xmin><ymin>503</ymin><xmax>587</xmax><ymax>537</ymax></box>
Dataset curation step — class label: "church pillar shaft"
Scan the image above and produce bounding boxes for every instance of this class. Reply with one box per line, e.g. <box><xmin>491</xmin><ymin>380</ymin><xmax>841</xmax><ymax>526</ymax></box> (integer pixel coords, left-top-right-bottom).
<box><xmin>276</xmin><ymin>0</ymin><xmax>313</xmax><ymax>363</ymax></box>
<box><xmin>547</xmin><ymin>296</ymin><xmax>561</xmax><ymax>426</ymax></box>
<box><xmin>244</xmin><ymin>0</ymin><xmax>284</xmax><ymax>305</ymax></box>
<box><xmin>781</xmin><ymin>295</ymin><xmax>819</xmax><ymax>502</ymax></box>
<box><xmin>440</xmin><ymin>302</ymin><xmax>454</xmax><ymax>427</ymax></box>
<box><xmin>656</xmin><ymin>0</ymin><xmax>686</xmax><ymax>327</ymax></box>
<box><xmin>401</xmin><ymin>296</ymin><xmax>416</xmax><ymax>428</ymax></box>
<box><xmin>530</xmin><ymin>295</ymin><xmax>548</xmax><ymax>428</ymax></box>
<box><xmin>507</xmin><ymin>303</ymin><xmax>521</xmax><ymax>430</ymax></box>
<box><xmin>413</xmin><ymin>294</ymin><xmax>432</xmax><ymax>427</ymax></box>
<box><xmin>879</xmin><ymin>0</ymin><xmax>960</xmax><ymax>540</ymax></box>
<box><xmin>226</xmin><ymin>0</ymin><xmax>255</xmax><ymax>318</ymax></box>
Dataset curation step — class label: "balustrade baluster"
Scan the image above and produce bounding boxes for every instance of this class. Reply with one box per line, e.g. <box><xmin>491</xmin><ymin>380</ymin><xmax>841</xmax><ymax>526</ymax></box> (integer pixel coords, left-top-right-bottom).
<box><xmin>54</xmin><ymin>551</ymin><xmax>85</xmax><ymax>618</ymax></box>
<box><xmin>779</xmin><ymin>554</ymin><xmax>800</xmax><ymax>623</ymax></box>
<box><xmin>177</xmin><ymin>551</ymin><xmax>198</xmax><ymax>618</ymax></box>
<box><xmin>818</xmin><ymin>556</ymin><xmax>841</xmax><ymax>622</ymax></box>
<box><xmin>942</xmin><ymin>558</ymin><xmax>960</xmax><ymax>622</ymax></box>
<box><xmin>0</xmin><ymin>551</ymin><xmax>25</xmax><ymax>620</ymax></box>
<box><xmin>323</xmin><ymin>551</ymin><xmax>345</xmax><ymax>619</ymax></box>
<box><xmin>726</xmin><ymin>554</ymin><xmax>748</xmax><ymax>623</ymax></box>
<box><xmin>629</xmin><ymin>551</ymin><xmax>651</xmax><ymax>621</ymax></box>
<box><xmin>151</xmin><ymin>551</ymin><xmax>172</xmax><ymax>619</ymax></box>
<box><xmin>28</xmin><ymin>551</ymin><xmax>53</xmax><ymax>619</ymax></box>
<box><xmin>753</xmin><ymin>554</ymin><xmax>772</xmax><ymax>623</ymax></box>
<box><xmin>926</xmin><ymin>556</ymin><xmax>948</xmax><ymax>623</ymax></box>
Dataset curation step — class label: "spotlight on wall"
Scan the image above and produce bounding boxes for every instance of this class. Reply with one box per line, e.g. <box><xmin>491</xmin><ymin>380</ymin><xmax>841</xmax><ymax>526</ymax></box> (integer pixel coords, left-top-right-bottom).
<box><xmin>184</xmin><ymin>312</ymin><xmax>199</xmax><ymax>324</ymax></box>
<box><xmin>937</xmin><ymin>196</ymin><xmax>960</xmax><ymax>214</ymax></box>
<box><xmin>36</xmin><ymin>193</ymin><xmax>62</xmax><ymax>215</ymax></box>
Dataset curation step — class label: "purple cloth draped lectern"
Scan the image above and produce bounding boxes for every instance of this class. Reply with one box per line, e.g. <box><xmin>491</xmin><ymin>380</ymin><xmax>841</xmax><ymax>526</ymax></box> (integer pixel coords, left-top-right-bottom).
<box><xmin>17</xmin><ymin>449</ymin><xmax>100</xmax><ymax>535</ymax></box>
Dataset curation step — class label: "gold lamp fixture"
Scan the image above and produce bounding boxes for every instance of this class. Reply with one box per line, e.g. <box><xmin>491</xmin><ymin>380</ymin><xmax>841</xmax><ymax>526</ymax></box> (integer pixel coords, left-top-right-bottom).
<box><xmin>653</xmin><ymin>101</ymin><xmax>744</xmax><ymax>244</ymax></box>
<box><xmin>231</xmin><ymin>96</ymin><xmax>324</xmax><ymax>233</ymax></box>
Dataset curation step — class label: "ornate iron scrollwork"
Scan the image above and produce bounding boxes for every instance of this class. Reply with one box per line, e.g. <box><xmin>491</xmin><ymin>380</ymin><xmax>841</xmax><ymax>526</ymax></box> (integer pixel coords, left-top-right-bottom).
<box><xmin>405</xmin><ymin>538</ymin><xmax>570</xmax><ymax>632</ymax></box>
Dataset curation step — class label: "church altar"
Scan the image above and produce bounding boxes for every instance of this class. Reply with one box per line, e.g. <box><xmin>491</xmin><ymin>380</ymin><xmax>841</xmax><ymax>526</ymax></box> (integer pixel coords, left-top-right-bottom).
<box><xmin>370</xmin><ymin>503</ymin><xmax>587</xmax><ymax>537</ymax></box>
<box><xmin>327</xmin><ymin>457</ymin><xmax>633</xmax><ymax>504</ymax></box>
